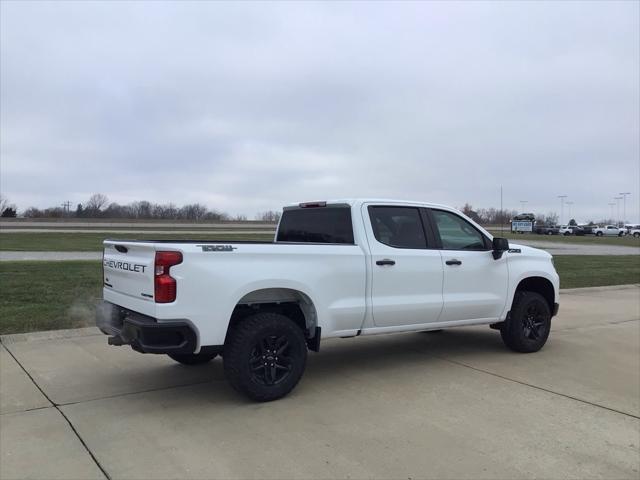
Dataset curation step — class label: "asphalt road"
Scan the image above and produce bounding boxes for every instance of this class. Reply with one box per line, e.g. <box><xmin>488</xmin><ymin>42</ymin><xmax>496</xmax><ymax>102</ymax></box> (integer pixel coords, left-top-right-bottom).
<box><xmin>1</xmin><ymin>285</ymin><xmax>638</xmax><ymax>479</ymax></box>
<box><xmin>514</xmin><ymin>239</ymin><xmax>640</xmax><ymax>255</ymax></box>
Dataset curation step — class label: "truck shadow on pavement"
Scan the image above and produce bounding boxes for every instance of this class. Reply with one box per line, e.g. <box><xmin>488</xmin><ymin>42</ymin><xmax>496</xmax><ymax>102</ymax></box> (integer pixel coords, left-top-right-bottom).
<box><xmin>180</xmin><ymin>327</ymin><xmax>509</xmax><ymax>404</ymax></box>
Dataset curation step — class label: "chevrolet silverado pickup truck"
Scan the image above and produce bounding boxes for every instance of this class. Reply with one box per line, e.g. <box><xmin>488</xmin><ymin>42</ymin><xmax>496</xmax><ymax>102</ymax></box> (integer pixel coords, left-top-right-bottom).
<box><xmin>97</xmin><ymin>199</ymin><xmax>560</xmax><ymax>401</ymax></box>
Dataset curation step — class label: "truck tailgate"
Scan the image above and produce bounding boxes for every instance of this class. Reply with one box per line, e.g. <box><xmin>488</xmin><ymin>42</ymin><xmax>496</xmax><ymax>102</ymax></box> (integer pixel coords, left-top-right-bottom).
<box><xmin>103</xmin><ymin>241</ymin><xmax>156</xmax><ymax>306</ymax></box>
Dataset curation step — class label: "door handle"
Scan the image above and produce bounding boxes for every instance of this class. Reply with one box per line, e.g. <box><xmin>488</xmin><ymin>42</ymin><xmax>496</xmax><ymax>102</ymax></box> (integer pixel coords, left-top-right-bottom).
<box><xmin>445</xmin><ymin>259</ymin><xmax>462</xmax><ymax>266</ymax></box>
<box><xmin>376</xmin><ymin>259</ymin><xmax>396</xmax><ymax>266</ymax></box>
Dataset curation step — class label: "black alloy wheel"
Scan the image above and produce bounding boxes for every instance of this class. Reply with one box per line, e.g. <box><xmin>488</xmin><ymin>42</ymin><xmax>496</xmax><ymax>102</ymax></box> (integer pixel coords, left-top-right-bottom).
<box><xmin>224</xmin><ymin>312</ymin><xmax>307</xmax><ymax>401</ymax></box>
<box><xmin>500</xmin><ymin>291</ymin><xmax>551</xmax><ymax>353</ymax></box>
<box><xmin>249</xmin><ymin>334</ymin><xmax>294</xmax><ymax>386</ymax></box>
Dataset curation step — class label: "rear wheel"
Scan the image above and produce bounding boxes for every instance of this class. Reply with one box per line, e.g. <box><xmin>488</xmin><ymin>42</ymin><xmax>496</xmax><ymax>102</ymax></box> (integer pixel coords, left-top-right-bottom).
<box><xmin>168</xmin><ymin>352</ymin><xmax>217</xmax><ymax>365</ymax></box>
<box><xmin>500</xmin><ymin>291</ymin><xmax>551</xmax><ymax>353</ymax></box>
<box><xmin>634</xmin><ymin>232</ymin><xmax>640</xmax><ymax>238</ymax></box>
<box><xmin>224</xmin><ymin>312</ymin><xmax>307</xmax><ymax>401</ymax></box>
<box><xmin>596</xmin><ymin>231</ymin><xmax>603</xmax><ymax>237</ymax></box>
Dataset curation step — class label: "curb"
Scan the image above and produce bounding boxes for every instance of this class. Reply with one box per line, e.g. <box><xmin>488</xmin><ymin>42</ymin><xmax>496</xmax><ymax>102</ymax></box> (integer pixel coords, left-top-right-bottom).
<box><xmin>1</xmin><ymin>327</ymin><xmax>101</xmax><ymax>345</ymax></box>
<box><xmin>560</xmin><ymin>284</ymin><xmax>640</xmax><ymax>294</ymax></box>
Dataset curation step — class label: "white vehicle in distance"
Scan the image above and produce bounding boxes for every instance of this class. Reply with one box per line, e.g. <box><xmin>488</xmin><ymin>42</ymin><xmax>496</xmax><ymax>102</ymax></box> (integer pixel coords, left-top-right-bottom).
<box><xmin>593</xmin><ymin>225</ymin><xmax>624</xmax><ymax>237</ymax></box>
<box><xmin>558</xmin><ymin>225</ymin><xmax>573</xmax><ymax>236</ymax></box>
<box><xmin>628</xmin><ymin>225</ymin><xmax>640</xmax><ymax>238</ymax></box>
<box><xmin>97</xmin><ymin>199</ymin><xmax>560</xmax><ymax>401</ymax></box>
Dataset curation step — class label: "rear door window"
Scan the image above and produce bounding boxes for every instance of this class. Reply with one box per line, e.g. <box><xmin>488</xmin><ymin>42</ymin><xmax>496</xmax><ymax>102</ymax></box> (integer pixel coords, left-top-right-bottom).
<box><xmin>368</xmin><ymin>206</ymin><xmax>428</xmax><ymax>249</ymax></box>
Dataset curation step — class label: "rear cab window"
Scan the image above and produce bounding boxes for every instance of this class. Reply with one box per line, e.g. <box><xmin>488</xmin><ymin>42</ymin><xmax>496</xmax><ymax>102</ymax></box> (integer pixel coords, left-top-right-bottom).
<box><xmin>276</xmin><ymin>205</ymin><xmax>355</xmax><ymax>244</ymax></box>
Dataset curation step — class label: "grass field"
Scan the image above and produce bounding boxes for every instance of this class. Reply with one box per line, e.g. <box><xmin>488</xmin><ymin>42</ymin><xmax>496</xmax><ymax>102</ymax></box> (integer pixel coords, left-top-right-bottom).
<box><xmin>1</xmin><ymin>256</ymin><xmax>638</xmax><ymax>335</ymax></box>
<box><xmin>554</xmin><ymin>255</ymin><xmax>639</xmax><ymax>289</ymax></box>
<box><xmin>0</xmin><ymin>261</ymin><xmax>102</xmax><ymax>334</ymax></box>
<box><xmin>488</xmin><ymin>231</ymin><xmax>640</xmax><ymax>247</ymax></box>
<box><xmin>0</xmin><ymin>232</ymin><xmax>274</xmax><ymax>251</ymax></box>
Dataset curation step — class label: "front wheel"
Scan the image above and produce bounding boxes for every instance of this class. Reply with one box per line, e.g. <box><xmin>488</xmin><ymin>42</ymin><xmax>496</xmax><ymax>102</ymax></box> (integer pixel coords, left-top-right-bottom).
<box><xmin>168</xmin><ymin>352</ymin><xmax>218</xmax><ymax>365</ymax></box>
<box><xmin>596</xmin><ymin>232</ymin><xmax>603</xmax><ymax>237</ymax></box>
<box><xmin>634</xmin><ymin>232</ymin><xmax>640</xmax><ymax>238</ymax></box>
<box><xmin>224</xmin><ymin>312</ymin><xmax>307</xmax><ymax>401</ymax></box>
<box><xmin>500</xmin><ymin>291</ymin><xmax>551</xmax><ymax>353</ymax></box>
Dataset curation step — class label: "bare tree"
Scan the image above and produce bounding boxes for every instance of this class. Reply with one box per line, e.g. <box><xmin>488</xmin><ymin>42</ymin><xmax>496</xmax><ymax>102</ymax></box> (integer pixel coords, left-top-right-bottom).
<box><xmin>85</xmin><ymin>193</ymin><xmax>109</xmax><ymax>214</ymax></box>
<box><xmin>0</xmin><ymin>195</ymin><xmax>17</xmax><ymax>217</ymax></box>
<box><xmin>0</xmin><ymin>195</ymin><xmax>9</xmax><ymax>212</ymax></box>
<box><xmin>179</xmin><ymin>203</ymin><xmax>208</xmax><ymax>221</ymax></box>
<box><xmin>256</xmin><ymin>210</ymin><xmax>281</xmax><ymax>222</ymax></box>
<box><xmin>24</xmin><ymin>207</ymin><xmax>43</xmax><ymax>218</ymax></box>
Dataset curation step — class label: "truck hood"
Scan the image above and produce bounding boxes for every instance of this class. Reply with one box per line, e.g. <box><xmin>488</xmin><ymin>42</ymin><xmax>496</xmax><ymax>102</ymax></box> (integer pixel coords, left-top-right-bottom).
<box><xmin>508</xmin><ymin>243</ymin><xmax>552</xmax><ymax>259</ymax></box>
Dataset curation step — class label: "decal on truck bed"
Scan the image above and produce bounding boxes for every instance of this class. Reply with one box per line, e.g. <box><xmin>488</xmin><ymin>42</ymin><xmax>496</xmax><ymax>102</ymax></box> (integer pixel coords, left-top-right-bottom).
<box><xmin>198</xmin><ymin>245</ymin><xmax>237</xmax><ymax>252</ymax></box>
<box><xmin>103</xmin><ymin>260</ymin><xmax>147</xmax><ymax>273</ymax></box>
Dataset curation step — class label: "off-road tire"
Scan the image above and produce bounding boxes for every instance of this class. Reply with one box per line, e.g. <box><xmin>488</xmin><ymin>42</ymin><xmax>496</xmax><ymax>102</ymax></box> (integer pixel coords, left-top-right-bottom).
<box><xmin>500</xmin><ymin>291</ymin><xmax>551</xmax><ymax>353</ymax></box>
<box><xmin>224</xmin><ymin>312</ymin><xmax>307</xmax><ymax>401</ymax></box>
<box><xmin>168</xmin><ymin>352</ymin><xmax>218</xmax><ymax>365</ymax></box>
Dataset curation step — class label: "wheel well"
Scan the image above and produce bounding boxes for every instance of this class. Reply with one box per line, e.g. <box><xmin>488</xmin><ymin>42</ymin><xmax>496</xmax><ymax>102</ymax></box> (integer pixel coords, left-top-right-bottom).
<box><xmin>515</xmin><ymin>277</ymin><xmax>555</xmax><ymax>312</ymax></box>
<box><xmin>229</xmin><ymin>288</ymin><xmax>318</xmax><ymax>340</ymax></box>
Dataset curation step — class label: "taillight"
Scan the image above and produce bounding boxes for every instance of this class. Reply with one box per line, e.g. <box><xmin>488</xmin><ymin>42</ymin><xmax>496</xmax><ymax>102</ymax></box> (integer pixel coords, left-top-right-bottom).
<box><xmin>154</xmin><ymin>251</ymin><xmax>182</xmax><ymax>303</ymax></box>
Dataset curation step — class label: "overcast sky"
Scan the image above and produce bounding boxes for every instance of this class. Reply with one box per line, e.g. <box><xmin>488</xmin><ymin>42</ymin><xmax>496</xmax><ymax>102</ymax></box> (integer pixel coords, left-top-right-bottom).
<box><xmin>1</xmin><ymin>1</ymin><xmax>639</xmax><ymax>221</ymax></box>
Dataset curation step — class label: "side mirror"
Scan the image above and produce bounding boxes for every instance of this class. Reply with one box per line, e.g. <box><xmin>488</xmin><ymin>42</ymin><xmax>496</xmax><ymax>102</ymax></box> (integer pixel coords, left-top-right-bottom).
<box><xmin>492</xmin><ymin>237</ymin><xmax>509</xmax><ymax>260</ymax></box>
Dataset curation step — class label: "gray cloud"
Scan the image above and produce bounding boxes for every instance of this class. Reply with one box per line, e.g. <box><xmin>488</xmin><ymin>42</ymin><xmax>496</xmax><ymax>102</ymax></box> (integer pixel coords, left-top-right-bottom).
<box><xmin>1</xmin><ymin>1</ymin><xmax>638</xmax><ymax>221</ymax></box>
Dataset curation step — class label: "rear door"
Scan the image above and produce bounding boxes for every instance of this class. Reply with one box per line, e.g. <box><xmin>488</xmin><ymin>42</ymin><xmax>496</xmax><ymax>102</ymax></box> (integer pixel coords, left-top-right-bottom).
<box><xmin>427</xmin><ymin>209</ymin><xmax>508</xmax><ymax>322</ymax></box>
<box><xmin>103</xmin><ymin>241</ymin><xmax>156</xmax><ymax>302</ymax></box>
<box><xmin>363</xmin><ymin>204</ymin><xmax>444</xmax><ymax>327</ymax></box>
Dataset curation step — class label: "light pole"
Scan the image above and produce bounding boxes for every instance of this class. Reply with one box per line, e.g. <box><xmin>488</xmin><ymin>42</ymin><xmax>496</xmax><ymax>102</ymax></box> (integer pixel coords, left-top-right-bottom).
<box><xmin>608</xmin><ymin>203</ymin><xmax>616</xmax><ymax>223</ymax></box>
<box><xmin>519</xmin><ymin>200</ymin><xmax>528</xmax><ymax>212</ymax></box>
<box><xmin>619</xmin><ymin>192</ymin><xmax>630</xmax><ymax>225</ymax></box>
<box><xmin>566</xmin><ymin>201</ymin><xmax>573</xmax><ymax>223</ymax></box>
<box><xmin>558</xmin><ymin>195</ymin><xmax>567</xmax><ymax>225</ymax></box>
<box><xmin>614</xmin><ymin>197</ymin><xmax>623</xmax><ymax>227</ymax></box>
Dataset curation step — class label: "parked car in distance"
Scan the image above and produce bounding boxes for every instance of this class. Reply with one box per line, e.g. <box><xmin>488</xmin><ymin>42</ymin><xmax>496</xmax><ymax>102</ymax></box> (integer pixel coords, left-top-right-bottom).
<box><xmin>96</xmin><ymin>198</ymin><xmax>560</xmax><ymax>401</ymax></box>
<box><xmin>627</xmin><ymin>225</ymin><xmax>640</xmax><ymax>238</ymax></box>
<box><xmin>577</xmin><ymin>225</ymin><xmax>596</xmax><ymax>235</ymax></box>
<box><xmin>558</xmin><ymin>225</ymin><xmax>573</xmax><ymax>236</ymax></box>
<box><xmin>569</xmin><ymin>226</ymin><xmax>587</xmax><ymax>236</ymax></box>
<box><xmin>593</xmin><ymin>225</ymin><xmax>624</xmax><ymax>237</ymax></box>
<box><xmin>534</xmin><ymin>225</ymin><xmax>560</xmax><ymax>235</ymax></box>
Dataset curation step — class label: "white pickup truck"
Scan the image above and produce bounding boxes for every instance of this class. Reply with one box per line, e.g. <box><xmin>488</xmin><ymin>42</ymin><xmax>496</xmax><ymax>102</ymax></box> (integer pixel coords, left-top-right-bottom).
<box><xmin>97</xmin><ymin>199</ymin><xmax>560</xmax><ymax>401</ymax></box>
<box><xmin>593</xmin><ymin>225</ymin><xmax>624</xmax><ymax>236</ymax></box>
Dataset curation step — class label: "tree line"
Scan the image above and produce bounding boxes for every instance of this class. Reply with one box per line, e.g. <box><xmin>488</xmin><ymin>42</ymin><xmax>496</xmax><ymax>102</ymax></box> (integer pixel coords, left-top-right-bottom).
<box><xmin>6</xmin><ymin>194</ymin><xmax>281</xmax><ymax>222</ymax></box>
<box><xmin>0</xmin><ymin>194</ymin><xmax>615</xmax><ymax>225</ymax></box>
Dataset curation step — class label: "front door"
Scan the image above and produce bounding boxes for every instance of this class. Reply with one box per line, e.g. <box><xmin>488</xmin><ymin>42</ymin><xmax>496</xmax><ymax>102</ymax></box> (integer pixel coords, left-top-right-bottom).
<box><xmin>428</xmin><ymin>209</ymin><xmax>508</xmax><ymax>322</ymax></box>
<box><xmin>364</xmin><ymin>204</ymin><xmax>444</xmax><ymax>327</ymax></box>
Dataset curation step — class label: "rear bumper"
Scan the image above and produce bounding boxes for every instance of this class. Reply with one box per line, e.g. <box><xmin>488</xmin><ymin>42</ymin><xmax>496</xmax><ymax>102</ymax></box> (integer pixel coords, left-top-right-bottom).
<box><xmin>96</xmin><ymin>301</ymin><xmax>197</xmax><ymax>354</ymax></box>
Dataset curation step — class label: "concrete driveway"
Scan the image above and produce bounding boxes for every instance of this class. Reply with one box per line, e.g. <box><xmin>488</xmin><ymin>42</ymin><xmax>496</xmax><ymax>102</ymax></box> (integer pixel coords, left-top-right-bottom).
<box><xmin>1</xmin><ymin>285</ymin><xmax>639</xmax><ymax>480</ymax></box>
